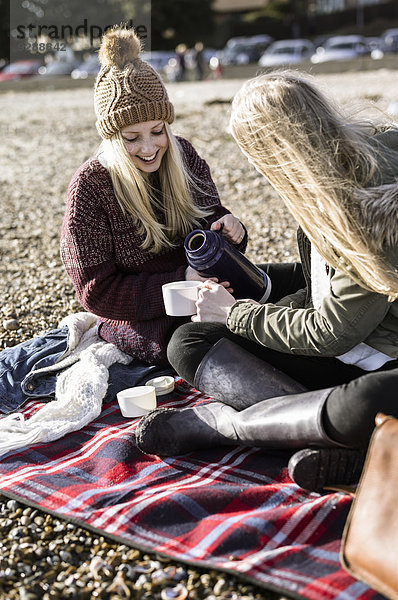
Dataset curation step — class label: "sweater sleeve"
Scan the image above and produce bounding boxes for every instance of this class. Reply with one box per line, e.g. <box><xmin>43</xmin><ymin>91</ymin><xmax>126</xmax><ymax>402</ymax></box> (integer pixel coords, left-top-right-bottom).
<box><xmin>61</xmin><ymin>171</ymin><xmax>186</xmax><ymax>322</ymax></box>
<box><xmin>227</xmin><ymin>268</ymin><xmax>391</xmax><ymax>356</ymax></box>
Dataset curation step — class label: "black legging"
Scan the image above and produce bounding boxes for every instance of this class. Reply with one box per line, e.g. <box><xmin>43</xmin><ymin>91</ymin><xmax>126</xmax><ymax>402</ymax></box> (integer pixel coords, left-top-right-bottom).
<box><xmin>167</xmin><ymin>262</ymin><xmax>398</xmax><ymax>448</ymax></box>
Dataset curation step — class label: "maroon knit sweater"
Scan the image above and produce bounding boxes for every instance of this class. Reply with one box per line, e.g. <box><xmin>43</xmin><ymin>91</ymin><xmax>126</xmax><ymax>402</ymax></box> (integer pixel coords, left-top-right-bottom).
<box><xmin>61</xmin><ymin>136</ymin><xmax>247</xmax><ymax>365</ymax></box>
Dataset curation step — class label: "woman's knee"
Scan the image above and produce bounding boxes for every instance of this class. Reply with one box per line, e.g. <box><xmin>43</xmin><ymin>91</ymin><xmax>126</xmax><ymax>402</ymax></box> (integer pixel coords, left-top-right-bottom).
<box><xmin>261</xmin><ymin>262</ymin><xmax>305</xmax><ymax>302</ymax></box>
<box><xmin>167</xmin><ymin>323</ymin><xmax>196</xmax><ymax>377</ymax></box>
<box><xmin>167</xmin><ymin>322</ymin><xmax>227</xmax><ymax>383</ymax></box>
<box><xmin>324</xmin><ymin>368</ymin><xmax>398</xmax><ymax>447</ymax></box>
<box><xmin>348</xmin><ymin>369</ymin><xmax>398</xmax><ymax>410</ymax></box>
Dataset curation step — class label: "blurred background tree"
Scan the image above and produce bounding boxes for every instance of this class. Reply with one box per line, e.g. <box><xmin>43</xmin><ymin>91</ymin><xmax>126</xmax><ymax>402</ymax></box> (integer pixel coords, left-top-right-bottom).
<box><xmin>242</xmin><ymin>0</ymin><xmax>307</xmax><ymax>37</ymax></box>
<box><xmin>10</xmin><ymin>0</ymin><xmax>139</xmax><ymax>38</ymax></box>
<box><xmin>4</xmin><ymin>0</ymin><xmax>398</xmax><ymax>64</ymax></box>
<box><xmin>8</xmin><ymin>0</ymin><xmax>214</xmax><ymax>57</ymax></box>
<box><xmin>116</xmin><ymin>0</ymin><xmax>215</xmax><ymax>49</ymax></box>
<box><xmin>213</xmin><ymin>0</ymin><xmax>398</xmax><ymax>43</ymax></box>
<box><xmin>0</xmin><ymin>0</ymin><xmax>10</xmax><ymax>63</ymax></box>
<box><xmin>149</xmin><ymin>0</ymin><xmax>214</xmax><ymax>49</ymax></box>
<box><xmin>8</xmin><ymin>0</ymin><xmax>151</xmax><ymax>61</ymax></box>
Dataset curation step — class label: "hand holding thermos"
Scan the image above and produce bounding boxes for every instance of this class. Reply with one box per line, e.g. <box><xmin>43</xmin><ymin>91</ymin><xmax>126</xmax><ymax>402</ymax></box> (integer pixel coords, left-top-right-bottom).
<box><xmin>183</xmin><ymin>218</ymin><xmax>270</xmax><ymax>324</ymax></box>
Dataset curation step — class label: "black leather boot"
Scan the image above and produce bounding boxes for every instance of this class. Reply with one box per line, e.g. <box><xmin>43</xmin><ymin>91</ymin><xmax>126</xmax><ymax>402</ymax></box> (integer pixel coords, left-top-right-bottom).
<box><xmin>135</xmin><ymin>386</ymin><xmax>348</xmax><ymax>457</ymax></box>
<box><xmin>288</xmin><ymin>447</ymin><xmax>366</xmax><ymax>493</ymax></box>
<box><xmin>136</xmin><ymin>402</ymin><xmax>238</xmax><ymax>456</ymax></box>
<box><xmin>194</xmin><ymin>338</ymin><xmax>307</xmax><ymax>410</ymax></box>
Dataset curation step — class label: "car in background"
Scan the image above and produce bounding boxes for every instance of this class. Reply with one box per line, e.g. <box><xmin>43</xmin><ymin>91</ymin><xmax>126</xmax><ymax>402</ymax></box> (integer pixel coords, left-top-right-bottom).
<box><xmin>366</xmin><ymin>36</ymin><xmax>387</xmax><ymax>60</ymax></box>
<box><xmin>258</xmin><ymin>39</ymin><xmax>315</xmax><ymax>67</ymax></box>
<box><xmin>39</xmin><ymin>58</ymin><xmax>80</xmax><ymax>77</ymax></box>
<box><xmin>382</xmin><ymin>28</ymin><xmax>398</xmax><ymax>53</ymax></box>
<box><xmin>72</xmin><ymin>50</ymin><xmax>175</xmax><ymax>80</ymax></box>
<box><xmin>141</xmin><ymin>50</ymin><xmax>176</xmax><ymax>72</ymax></box>
<box><xmin>223</xmin><ymin>36</ymin><xmax>248</xmax><ymax>50</ymax></box>
<box><xmin>184</xmin><ymin>46</ymin><xmax>219</xmax><ymax>68</ymax></box>
<box><xmin>220</xmin><ymin>35</ymin><xmax>273</xmax><ymax>65</ymax></box>
<box><xmin>312</xmin><ymin>35</ymin><xmax>329</xmax><ymax>49</ymax></box>
<box><xmin>202</xmin><ymin>48</ymin><xmax>219</xmax><ymax>65</ymax></box>
<box><xmin>71</xmin><ymin>53</ymin><xmax>100</xmax><ymax>79</ymax></box>
<box><xmin>311</xmin><ymin>35</ymin><xmax>370</xmax><ymax>64</ymax></box>
<box><xmin>0</xmin><ymin>59</ymin><xmax>41</xmax><ymax>81</ymax></box>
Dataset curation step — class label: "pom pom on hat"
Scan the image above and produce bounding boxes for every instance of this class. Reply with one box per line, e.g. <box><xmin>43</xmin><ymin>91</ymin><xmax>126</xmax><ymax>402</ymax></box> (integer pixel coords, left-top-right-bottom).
<box><xmin>98</xmin><ymin>26</ymin><xmax>142</xmax><ymax>69</ymax></box>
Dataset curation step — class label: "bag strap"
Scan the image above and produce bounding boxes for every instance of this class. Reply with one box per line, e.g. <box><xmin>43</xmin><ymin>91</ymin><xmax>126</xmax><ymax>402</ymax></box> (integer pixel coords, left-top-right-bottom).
<box><xmin>324</xmin><ymin>484</ymin><xmax>357</xmax><ymax>496</ymax></box>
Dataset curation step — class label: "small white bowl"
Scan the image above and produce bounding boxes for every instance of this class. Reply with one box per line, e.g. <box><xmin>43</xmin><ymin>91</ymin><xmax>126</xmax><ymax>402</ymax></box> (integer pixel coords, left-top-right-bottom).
<box><xmin>117</xmin><ymin>386</ymin><xmax>156</xmax><ymax>418</ymax></box>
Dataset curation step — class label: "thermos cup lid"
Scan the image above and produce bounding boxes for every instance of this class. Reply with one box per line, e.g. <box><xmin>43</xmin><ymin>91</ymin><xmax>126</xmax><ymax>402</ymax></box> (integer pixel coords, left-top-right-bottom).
<box><xmin>145</xmin><ymin>376</ymin><xmax>175</xmax><ymax>396</ymax></box>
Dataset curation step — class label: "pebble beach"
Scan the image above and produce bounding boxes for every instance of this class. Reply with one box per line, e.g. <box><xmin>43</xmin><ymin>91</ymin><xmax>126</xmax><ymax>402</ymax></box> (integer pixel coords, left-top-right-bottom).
<box><xmin>0</xmin><ymin>68</ymin><xmax>397</xmax><ymax>599</ymax></box>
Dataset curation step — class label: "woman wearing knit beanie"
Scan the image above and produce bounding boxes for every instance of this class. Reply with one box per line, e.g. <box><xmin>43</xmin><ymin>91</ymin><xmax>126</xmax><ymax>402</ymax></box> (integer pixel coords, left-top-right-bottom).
<box><xmin>60</xmin><ymin>27</ymin><xmax>246</xmax><ymax>366</ymax></box>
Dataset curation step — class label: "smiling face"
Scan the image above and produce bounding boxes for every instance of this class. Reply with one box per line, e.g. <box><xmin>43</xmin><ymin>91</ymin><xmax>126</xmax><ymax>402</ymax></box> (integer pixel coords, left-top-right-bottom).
<box><xmin>121</xmin><ymin>120</ymin><xmax>169</xmax><ymax>173</ymax></box>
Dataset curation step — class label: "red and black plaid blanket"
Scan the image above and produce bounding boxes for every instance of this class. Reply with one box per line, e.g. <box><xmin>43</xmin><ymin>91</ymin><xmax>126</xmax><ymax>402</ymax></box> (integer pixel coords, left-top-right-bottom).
<box><xmin>0</xmin><ymin>380</ymin><xmax>385</xmax><ymax>600</ymax></box>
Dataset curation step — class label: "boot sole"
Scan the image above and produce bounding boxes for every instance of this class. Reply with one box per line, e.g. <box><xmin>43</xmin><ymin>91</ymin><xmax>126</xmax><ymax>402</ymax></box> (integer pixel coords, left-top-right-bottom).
<box><xmin>288</xmin><ymin>447</ymin><xmax>366</xmax><ymax>493</ymax></box>
<box><xmin>135</xmin><ymin>408</ymin><xmax>179</xmax><ymax>455</ymax></box>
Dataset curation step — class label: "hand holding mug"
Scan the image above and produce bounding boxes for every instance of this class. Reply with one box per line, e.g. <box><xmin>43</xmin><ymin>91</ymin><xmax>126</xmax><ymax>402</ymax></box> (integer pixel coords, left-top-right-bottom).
<box><xmin>191</xmin><ymin>280</ymin><xmax>236</xmax><ymax>325</ymax></box>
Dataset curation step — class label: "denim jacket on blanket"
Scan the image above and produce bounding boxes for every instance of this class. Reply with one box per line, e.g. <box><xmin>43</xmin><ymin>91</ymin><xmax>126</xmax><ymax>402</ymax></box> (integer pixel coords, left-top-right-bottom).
<box><xmin>0</xmin><ymin>326</ymin><xmax>170</xmax><ymax>415</ymax></box>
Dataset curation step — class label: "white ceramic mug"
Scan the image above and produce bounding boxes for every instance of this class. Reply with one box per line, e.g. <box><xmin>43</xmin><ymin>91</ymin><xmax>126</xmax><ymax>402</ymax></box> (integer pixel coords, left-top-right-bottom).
<box><xmin>162</xmin><ymin>281</ymin><xmax>201</xmax><ymax>316</ymax></box>
<box><xmin>117</xmin><ymin>386</ymin><xmax>157</xmax><ymax>418</ymax></box>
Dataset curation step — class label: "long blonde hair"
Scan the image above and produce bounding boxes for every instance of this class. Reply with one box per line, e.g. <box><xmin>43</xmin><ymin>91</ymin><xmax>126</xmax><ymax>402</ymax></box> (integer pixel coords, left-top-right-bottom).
<box><xmin>230</xmin><ymin>70</ymin><xmax>398</xmax><ymax>301</ymax></box>
<box><xmin>99</xmin><ymin>123</ymin><xmax>212</xmax><ymax>253</ymax></box>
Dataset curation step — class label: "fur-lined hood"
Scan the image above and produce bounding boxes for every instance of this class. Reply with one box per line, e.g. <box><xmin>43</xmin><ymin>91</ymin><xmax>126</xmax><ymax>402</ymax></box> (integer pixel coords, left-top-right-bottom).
<box><xmin>357</xmin><ymin>128</ymin><xmax>398</xmax><ymax>248</ymax></box>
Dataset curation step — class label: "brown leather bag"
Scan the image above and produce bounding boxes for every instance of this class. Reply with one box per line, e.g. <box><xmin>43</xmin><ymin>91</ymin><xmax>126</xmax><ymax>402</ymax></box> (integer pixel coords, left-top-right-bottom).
<box><xmin>341</xmin><ymin>413</ymin><xmax>398</xmax><ymax>599</ymax></box>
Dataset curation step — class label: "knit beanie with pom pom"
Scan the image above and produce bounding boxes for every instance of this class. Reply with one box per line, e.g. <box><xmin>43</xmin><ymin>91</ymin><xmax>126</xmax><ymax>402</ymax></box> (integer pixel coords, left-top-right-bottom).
<box><xmin>94</xmin><ymin>27</ymin><xmax>175</xmax><ymax>139</ymax></box>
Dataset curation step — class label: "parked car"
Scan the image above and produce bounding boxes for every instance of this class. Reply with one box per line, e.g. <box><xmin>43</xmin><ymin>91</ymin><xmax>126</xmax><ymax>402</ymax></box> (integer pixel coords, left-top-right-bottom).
<box><xmin>141</xmin><ymin>50</ymin><xmax>176</xmax><ymax>72</ymax></box>
<box><xmin>382</xmin><ymin>28</ymin><xmax>398</xmax><ymax>53</ymax></box>
<box><xmin>220</xmin><ymin>35</ymin><xmax>273</xmax><ymax>65</ymax></box>
<box><xmin>71</xmin><ymin>54</ymin><xmax>100</xmax><ymax>79</ymax></box>
<box><xmin>39</xmin><ymin>59</ymin><xmax>80</xmax><ymax>77</ymax></box>
<box><xmin>202</xmin><ymin>48</ymin><xmax>219</xmax><ymax>65</ymax></box>
<box><xmin>366</xmin><ymin>36</ymin><xmax>387</xmax><ymax>60</ymax></box>
<box><xmin>73</xmin><ymin>49</ymin><xmax>176</xmax><ymax>81</ymax></box>
<box><xmin>258</xmin><ymin>39</ymin><xmax>315</xmax><ymax>67</ymax></box>
<box><xmin>224</xmin><ymin>36</ymin><xmax>249</xmax><ymax>50</ymax></box>
<box><xmin>311</xmin><ymin>35</ymin><xmax>370</xmax><ymax>64</ymax></box>
<box><xmin>184</xmin><ymin>47</ymin><xmax>218</xmax><ymax>68</ymax></box>
<box><xmin>313</xmin><ymin>35</ymin><xmax>329</xmax><ymax>49</ymax></box>
<box><xmin>0</xmin><ymin>59</ymin><xmax>41</xmax><ymax>82</ymax></box>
